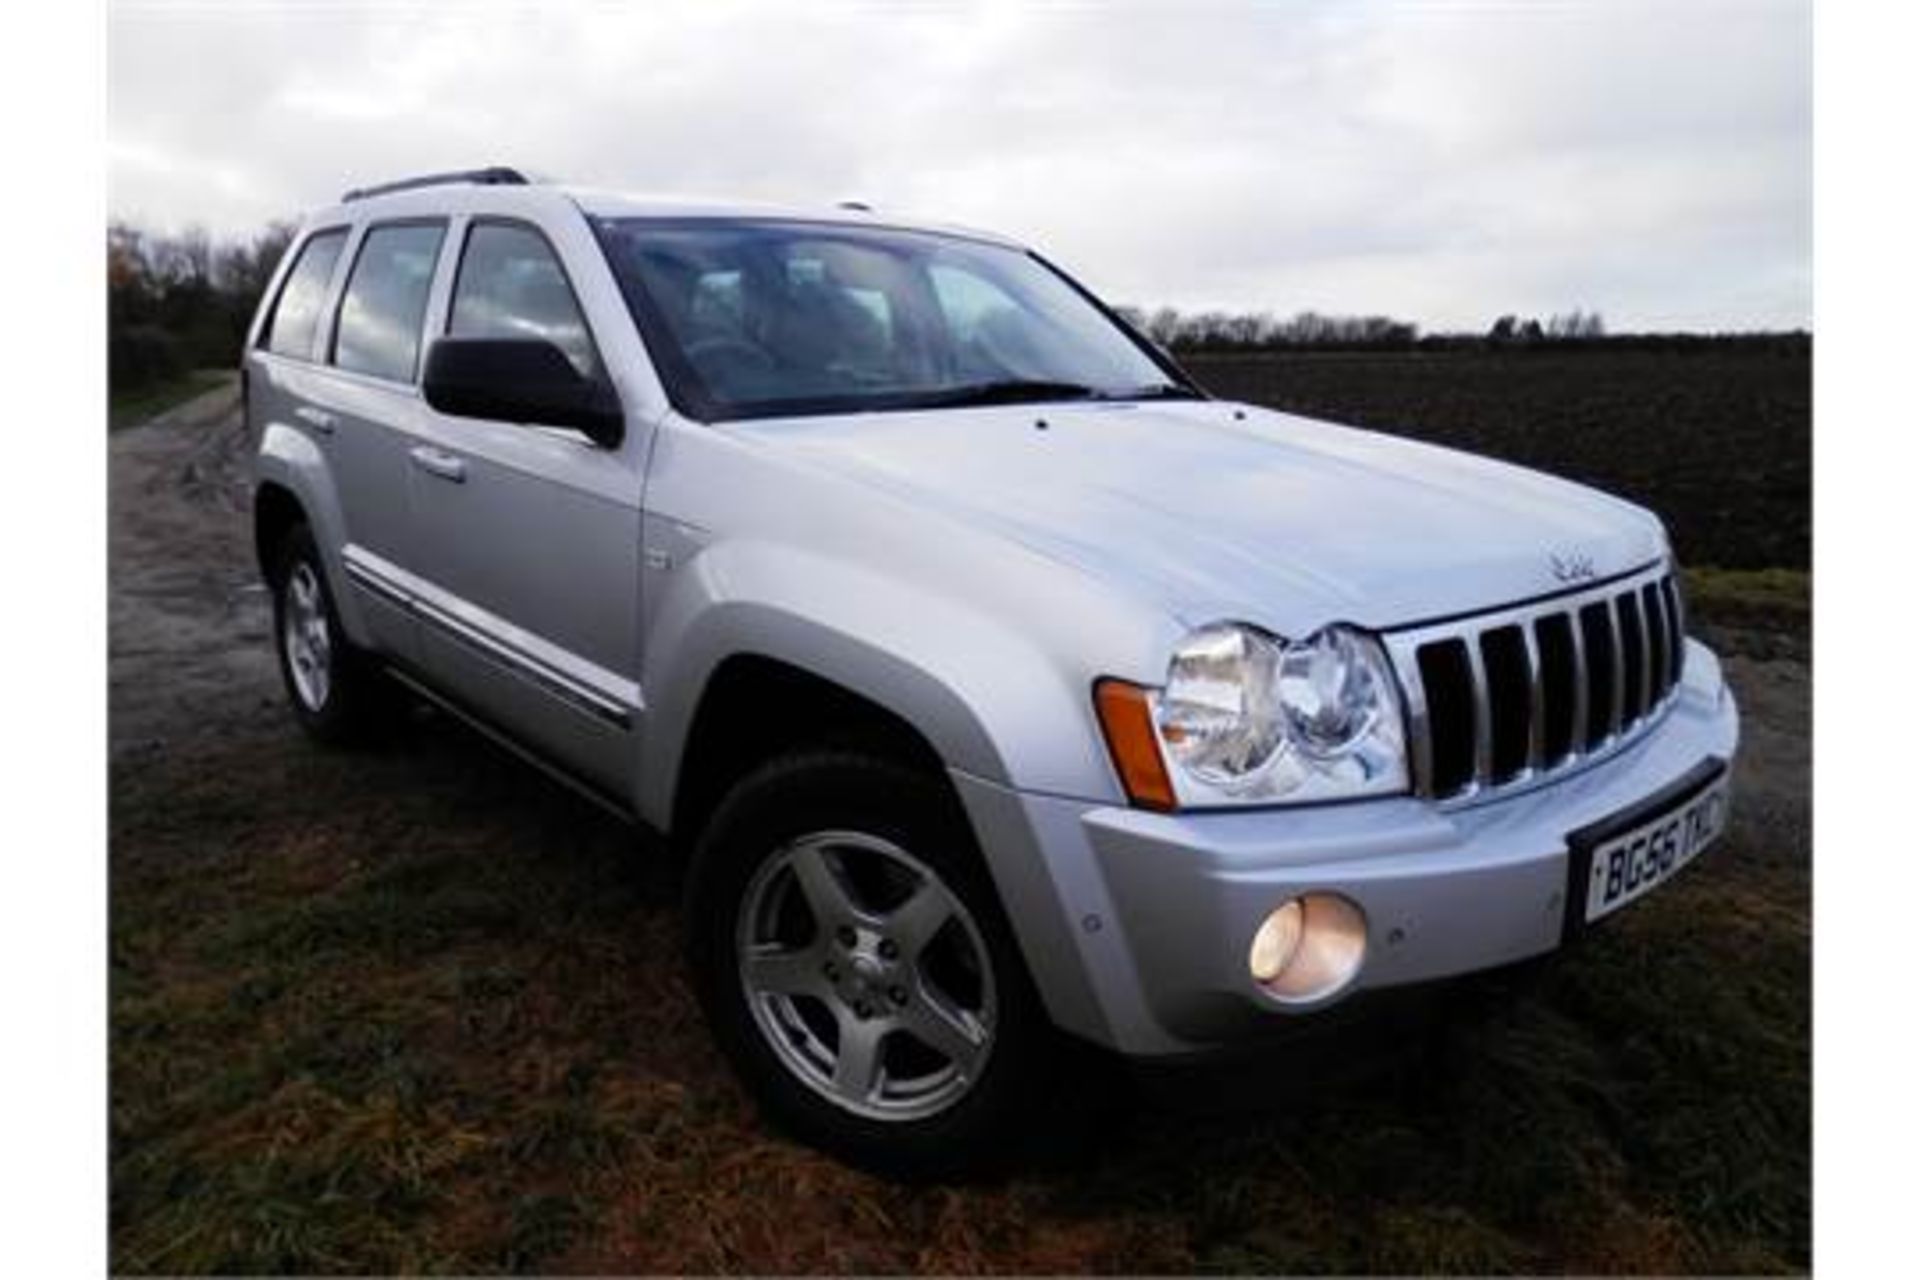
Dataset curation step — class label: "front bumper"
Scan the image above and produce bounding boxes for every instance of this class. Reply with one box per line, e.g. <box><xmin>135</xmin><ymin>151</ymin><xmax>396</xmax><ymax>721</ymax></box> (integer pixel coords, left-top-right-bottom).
<box><xmin>951</xmin><ymin>639</ymin><xmax>1740</xmax><ymax>1057</ymax></box>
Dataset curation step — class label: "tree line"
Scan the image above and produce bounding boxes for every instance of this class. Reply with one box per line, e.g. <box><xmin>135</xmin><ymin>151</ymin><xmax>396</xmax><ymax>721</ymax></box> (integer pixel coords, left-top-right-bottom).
<box><xmin>1115</xmin><ymin>304</ymin><xmax>1808</xmax><ymax>355</ymax></box>
<box><xmin>104</xmin><ymin>220</ymin><xmax>1808</xmax><ymax>396</ymax></box>
<box><xmin>108</xmin><ymin>221</ymin><xmax>294</xmax><ymax>391</ymax></box>
<box><xmin>1115</xmin><ymin>304</ymin><xmax>1617</xmax><ymax>351</ymax></box>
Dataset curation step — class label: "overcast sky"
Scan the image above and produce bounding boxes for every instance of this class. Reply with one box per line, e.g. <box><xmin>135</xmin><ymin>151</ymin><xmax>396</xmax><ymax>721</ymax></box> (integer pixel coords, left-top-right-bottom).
<box><xmin>108</xmin><ymin>0</ymin><xmax>1810</xmax><ymax>332</ymax></box>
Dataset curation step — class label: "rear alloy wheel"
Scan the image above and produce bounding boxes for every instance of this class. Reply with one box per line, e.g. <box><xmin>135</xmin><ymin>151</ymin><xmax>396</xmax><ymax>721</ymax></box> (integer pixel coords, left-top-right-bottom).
<box><xmin>270</xmin><ymin>522</ymin><xmax>393</xmax><ymax>745</ymax></box>
<box><xmin>688</xmin><ymin>751</ymin><xmax>1058</xmax><ymax>1179</ymax></box>
<box><xmin>282</xmin><ymin>560</ymin><xmax>334</xmax><ymax>713</ymax></box>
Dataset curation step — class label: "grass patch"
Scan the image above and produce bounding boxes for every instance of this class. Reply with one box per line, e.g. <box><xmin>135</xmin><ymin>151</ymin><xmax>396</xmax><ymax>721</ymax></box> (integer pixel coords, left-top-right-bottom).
<box><xmin>1683</xmin><ymin>566</ymin><xmax>1810</xmax><ymax>633</ymax></box>
<box><xmin>110</xmin><ymin>369</ymin><xmax>235</xmax><ymax>430</ymax></box>
<box><xmin>111</xmin><ymin>716</ymin><xmax>1809</xmax><ymax>1273</ymax></box>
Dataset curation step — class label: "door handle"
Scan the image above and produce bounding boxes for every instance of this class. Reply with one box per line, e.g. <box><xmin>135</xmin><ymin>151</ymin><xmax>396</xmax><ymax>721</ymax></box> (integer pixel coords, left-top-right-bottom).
<box><xmin>409</xmin><ymin>445</ymin><xmax>467</xmax><ymax>483</ymax></box>
<box><xmin>294</xmin><ymin>405</ymin><xmax>337</xmax><ymax>434</ymax></box>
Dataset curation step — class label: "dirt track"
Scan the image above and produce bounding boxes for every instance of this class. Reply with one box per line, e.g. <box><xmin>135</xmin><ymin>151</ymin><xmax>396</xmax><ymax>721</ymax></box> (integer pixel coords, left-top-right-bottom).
<box><xmin>110</xmin><ymin>382</ymin><xmax>278</xmax><ymax>759</ymax></box>
<box><xmin>109</xmin><ymin>386</ymin><xmax>1809</xmax><ymax>1273</ymax></box>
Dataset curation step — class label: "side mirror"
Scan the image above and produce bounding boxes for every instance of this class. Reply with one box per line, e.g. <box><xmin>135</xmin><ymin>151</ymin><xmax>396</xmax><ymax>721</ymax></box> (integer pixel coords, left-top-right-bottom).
<box><xmin>422</xmin><ymin>337</ymin><xmax>625</xmax><ymax>448</ymax></box>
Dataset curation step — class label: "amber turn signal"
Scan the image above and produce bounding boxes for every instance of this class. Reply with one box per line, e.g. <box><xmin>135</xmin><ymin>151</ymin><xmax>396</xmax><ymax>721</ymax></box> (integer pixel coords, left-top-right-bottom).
<box><xmin>1093</xmin><ymin>678</ymin><xmax>1177</xmax><ymax>811</ymax></box>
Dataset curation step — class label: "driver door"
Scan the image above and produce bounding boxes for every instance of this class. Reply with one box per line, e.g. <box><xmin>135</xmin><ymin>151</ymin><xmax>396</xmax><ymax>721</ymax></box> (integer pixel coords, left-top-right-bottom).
<box><xmin>404</xmin><ymin>217</ymin><xmax>644</xmax><ymax>796</ymax></box>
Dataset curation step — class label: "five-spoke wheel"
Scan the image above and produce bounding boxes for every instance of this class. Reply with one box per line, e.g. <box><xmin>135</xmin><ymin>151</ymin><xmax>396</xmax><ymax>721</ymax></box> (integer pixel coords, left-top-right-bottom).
<box><xmin>282</xmin><ymin>560</ymin><xmax>333</xmax><ymax>712</ymax></box>
<box><xmin>269</xmin><ymin>521</ymin><xmax>393</xmax><ymax>744</ymax></box>
<box><xmin>737</xmin><ymin>830</ymin><xmax>996</xmax><ymax>1120</ymax></box>
<box><xmin>688</xmin><ymin>750</ymin><xmax>1058</xmax><ymax>1178</ymax></box>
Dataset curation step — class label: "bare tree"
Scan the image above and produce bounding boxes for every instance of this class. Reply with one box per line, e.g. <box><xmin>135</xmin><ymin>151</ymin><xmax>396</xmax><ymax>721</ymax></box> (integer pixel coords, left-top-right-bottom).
<box><xmin>107</xmin><ymin>217</ymin><xmax>297</xmax><ymax>393</ymax></box>
<box><xmin>1145</xmin><ymin>306</ymin><xmax>1183</xmax><ymax>347</ymax></box>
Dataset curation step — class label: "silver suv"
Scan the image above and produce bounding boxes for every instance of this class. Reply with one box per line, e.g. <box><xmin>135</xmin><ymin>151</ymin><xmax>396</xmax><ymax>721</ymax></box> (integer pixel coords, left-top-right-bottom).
<box><xmin>247</xmin><ymin>168</ymin><xmax>1740</xmax><ymax>1176</ymax></box>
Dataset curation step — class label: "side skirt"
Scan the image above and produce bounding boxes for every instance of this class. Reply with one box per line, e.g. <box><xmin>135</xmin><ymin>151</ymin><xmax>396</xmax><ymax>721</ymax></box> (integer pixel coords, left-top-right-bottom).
<box><xmin>384</xmin><ymin>665</ymin><xmax>655</xmax><ymax>832</ymax></box>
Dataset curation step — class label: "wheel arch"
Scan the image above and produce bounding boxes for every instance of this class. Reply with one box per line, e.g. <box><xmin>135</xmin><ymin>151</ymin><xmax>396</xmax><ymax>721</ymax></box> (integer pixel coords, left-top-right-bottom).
<box><xmin>667</xmin><ymin>651</ymin><xmax>966</xmax><ymax>848</ymax></box>
<box><xmin>253</xmin><ymin>479</ymin><xmax>306</xmax><ymax>580</ymax></box>
<box><xmin>252</xmin><ymin>422</ymin><xmax>370</xmax><ymax>646</ymax></box>
<box><xmin>651</xmin><ymin>621</ymin><xmax>1122</xmax><ymax>1050</ymax></box>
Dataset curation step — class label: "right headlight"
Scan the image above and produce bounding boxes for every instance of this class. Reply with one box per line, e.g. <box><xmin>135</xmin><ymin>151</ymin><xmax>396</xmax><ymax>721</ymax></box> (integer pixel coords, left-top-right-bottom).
<box><xmin>1100</xmin><ymin>621</ymin><xmax>1408</xmax><ymax>809</ymax></box>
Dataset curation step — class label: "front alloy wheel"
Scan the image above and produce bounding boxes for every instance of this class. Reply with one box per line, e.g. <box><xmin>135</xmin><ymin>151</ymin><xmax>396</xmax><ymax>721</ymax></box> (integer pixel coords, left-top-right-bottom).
<box><xmin>737</xmin><ymin>830</ymin><xmax>996</xmax><ymax>1121</ymax></box>
<box><xmin>688</xmin><ymin>751</ymin><xmax>1060</xmax><ymax>1179</ymax></box>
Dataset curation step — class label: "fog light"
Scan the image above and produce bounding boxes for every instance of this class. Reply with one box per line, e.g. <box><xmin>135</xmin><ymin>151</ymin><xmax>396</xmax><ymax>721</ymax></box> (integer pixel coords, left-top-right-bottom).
<box><xmin>1249</xmin><ymin>900</ymin><xmax>1304</xmax><ymax>981</ymax></box>
<box><xmin>1247</xmin><ymin>893</ymin><xmax>1368</xmax><ymax>1004</ymax></box>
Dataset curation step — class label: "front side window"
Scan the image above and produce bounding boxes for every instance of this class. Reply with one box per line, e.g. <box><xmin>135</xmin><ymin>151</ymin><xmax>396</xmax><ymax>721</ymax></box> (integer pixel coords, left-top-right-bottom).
<box><xmin>332</xmin><ymin>222</ymin><xmax>446</xmax><ymax>384</ymax></box>
<box><xmin>595</xmin><ymin>218</ymin><xmax>1191</xmax><ymax>421</ymax></box>
<box><xmin>449</xmin><ymin>222</ymin><xmax>599</xmax><ymax>379</ymax></box>
<box><xmin>263</xmin><ymin>228</ymin><xmax>347</xmax><ymax>359</ymax></box>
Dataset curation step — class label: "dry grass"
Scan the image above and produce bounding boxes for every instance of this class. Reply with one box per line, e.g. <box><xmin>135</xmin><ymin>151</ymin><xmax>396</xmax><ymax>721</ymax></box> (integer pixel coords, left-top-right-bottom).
<box><xmin>1684</xmin><ymin>567</ymin><xmax>1810</xmax><ymax>632</ymax></box>
<box><xmin>112</xmin><ymin>690</ymin><xmax>1808</xmax><ymax>1273</ymax></box>
<box><xmin>109</xmin><ymin>369</ymin><xmax>236</xmax><ymax>431</ymax></box>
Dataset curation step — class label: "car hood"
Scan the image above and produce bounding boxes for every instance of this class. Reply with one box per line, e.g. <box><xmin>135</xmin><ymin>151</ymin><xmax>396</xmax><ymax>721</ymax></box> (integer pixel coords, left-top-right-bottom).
<box><xmin>750</xmin><ymin>399</ymin><xmax>1667</xmax><ymax>635</ymax></box>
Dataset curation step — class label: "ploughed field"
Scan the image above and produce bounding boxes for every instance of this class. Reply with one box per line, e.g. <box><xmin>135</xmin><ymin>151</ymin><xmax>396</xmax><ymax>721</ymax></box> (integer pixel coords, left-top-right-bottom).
<box><xmin>1186</xmin><ymin>346</ymin><xmax>1810</xmax><ymax>571</ymax></box>
<box><xmin>111</xmin><ymin>364</ymin><xmax>1808</xmax><ymax>1273</ymax></box>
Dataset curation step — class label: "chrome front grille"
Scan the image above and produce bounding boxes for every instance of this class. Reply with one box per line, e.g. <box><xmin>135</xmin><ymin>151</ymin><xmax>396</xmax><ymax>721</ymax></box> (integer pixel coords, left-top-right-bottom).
<box><xmin>1384</xmin><ymin>563</ymin><xmax>1685</xmax><ymax>804</ymax></box>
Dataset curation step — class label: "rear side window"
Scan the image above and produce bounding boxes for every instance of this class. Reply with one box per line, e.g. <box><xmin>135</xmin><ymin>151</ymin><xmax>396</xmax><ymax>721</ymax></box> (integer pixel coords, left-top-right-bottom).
<box><xmin>332</xmin><ymin>222</ymin><xmax>447</xmax><ymax>384</ymax></box>
<box><xmin>263</xmin><ymin>229</ymin><xmax>347</xmax><ymax>359</ymax></box>
<box><xmin>449</xmin><ymin>222</ymin><xmax>599</xmax><ymax>379</ymax></box>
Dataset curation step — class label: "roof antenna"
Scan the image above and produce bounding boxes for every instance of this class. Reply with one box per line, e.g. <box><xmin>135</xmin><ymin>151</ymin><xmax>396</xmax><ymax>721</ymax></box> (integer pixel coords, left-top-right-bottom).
<box><xmin>836</xmin><ymin>199</ymin><xmax>873</xmax><ymax>212</ymax></box>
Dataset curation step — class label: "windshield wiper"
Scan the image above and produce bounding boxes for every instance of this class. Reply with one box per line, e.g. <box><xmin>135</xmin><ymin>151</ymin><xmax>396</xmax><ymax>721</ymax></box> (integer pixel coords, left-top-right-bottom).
<box><xmin>914</xmin><ymin>379</ymin><xmax>1103</xmax><ymax>408</ymax></box>
<box><xmin>899</xmin><ymin>379</ymin><xmax>1204</xmax><ymax>410</ymax></box>
<box><xmin>1100</xmin><ymin>382</ymin><xmax>1205</xmax><ymax>401</ymax></box>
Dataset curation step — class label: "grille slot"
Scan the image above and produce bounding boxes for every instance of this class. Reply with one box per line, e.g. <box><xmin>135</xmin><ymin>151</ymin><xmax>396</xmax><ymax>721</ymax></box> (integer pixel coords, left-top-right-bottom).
<box><xmin>1479</xmin><ymin>625</ymin><xmax>1533</xmax><ymax>783</ymax></box>
<box><xmin>1659</xmin><ymin>574</ymin><xmax>1686</xmax><ymax>685</ymax></box>
<box><xmin>1578</xmin><ymin>601</ymin><xmax>1618</xmax><ymax>749</ymax></box>
<box><xmin>1392</xmin><ymin>565</ymin><xmax>1684</xmax><ymax>803</ymax></box>
<box><xmin>1642</xmin><ymin>581</ymin><xmax>1670</xmax><ymax>702</ymax></box>
<box><xmin>1416</xmin><ymin>639</ymin><xmax>1477</xmax><ymax>797</ymax></box>
<box><xmin>1617</xmin><ymin>590</ymin><xmax>1648</xmax><ymax>725</ymax></box>
<box><xmin>1534</xmin><ymin>613</ymin><xmax>1578</xmax><ymax>764</ymax></box>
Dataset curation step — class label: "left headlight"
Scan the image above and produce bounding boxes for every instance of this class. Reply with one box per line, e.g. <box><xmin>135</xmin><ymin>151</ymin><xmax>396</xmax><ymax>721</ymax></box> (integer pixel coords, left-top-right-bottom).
<box><xmin>1096</xmin><ymin>622</ymin><xmax>1409</xmax><ymax>810</ymax></box>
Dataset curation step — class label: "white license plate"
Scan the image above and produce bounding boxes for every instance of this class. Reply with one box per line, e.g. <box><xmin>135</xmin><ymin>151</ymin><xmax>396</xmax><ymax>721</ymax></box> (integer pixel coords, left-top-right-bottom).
<box><xmin>1583</xmin><ymin>775</ymin><xmax>1730</xmax><ymax>923</ymax></box>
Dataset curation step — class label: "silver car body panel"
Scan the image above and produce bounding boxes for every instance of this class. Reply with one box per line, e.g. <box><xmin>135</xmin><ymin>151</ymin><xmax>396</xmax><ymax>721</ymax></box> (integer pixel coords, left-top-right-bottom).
<box><xmin>736</xmin><ymin>398</ymin><xmax>1669</xmax><ymax>638</ymax></box>
<box><xmin>248</xmin><ymin>181</ymin><xmax>1741</xmax><ymax>1055</ymax></box>
<box><xmin>341</xmin><ymin>544</ymin><xmax>639</xmax><ymax>728</ymax></box>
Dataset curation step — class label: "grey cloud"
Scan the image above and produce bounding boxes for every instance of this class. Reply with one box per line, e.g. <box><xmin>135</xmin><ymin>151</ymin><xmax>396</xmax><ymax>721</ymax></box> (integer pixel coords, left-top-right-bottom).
<box><xmin>108</xmin><ymin>0</ymin><xmax>1809</xmax><ymax>331</ymax></box>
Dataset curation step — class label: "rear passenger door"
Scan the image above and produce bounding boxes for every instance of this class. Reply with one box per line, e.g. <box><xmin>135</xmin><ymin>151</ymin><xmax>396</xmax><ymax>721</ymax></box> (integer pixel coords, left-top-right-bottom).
<box><xmin>404</xmin><ymin>217</ymin><xmax>643</xmax><ymax>796</ymax></box>
<box><xmin>302</xmin><ymin>219</ymin><xmax>450</xmax><ymax>664</ymax></box>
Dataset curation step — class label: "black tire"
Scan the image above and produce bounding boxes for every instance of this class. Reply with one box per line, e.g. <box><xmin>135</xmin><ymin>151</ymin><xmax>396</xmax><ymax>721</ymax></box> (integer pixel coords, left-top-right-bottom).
<box><xmin>269</xmin><ymin>522</ymin><xmax>393</xmax><ymax>746</ymax></box>
<box><xmin>686</xmin><ymin>750</ymin><xmax>1060</xmax><ymax>1180</ymax></box>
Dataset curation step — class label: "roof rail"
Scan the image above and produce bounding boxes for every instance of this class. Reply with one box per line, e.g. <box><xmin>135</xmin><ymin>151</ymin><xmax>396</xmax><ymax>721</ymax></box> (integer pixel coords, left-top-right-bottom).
<box><xmin>341</xmin><ymin>166</ymin><xmax>531</xmax><ymax>203</ymax></box>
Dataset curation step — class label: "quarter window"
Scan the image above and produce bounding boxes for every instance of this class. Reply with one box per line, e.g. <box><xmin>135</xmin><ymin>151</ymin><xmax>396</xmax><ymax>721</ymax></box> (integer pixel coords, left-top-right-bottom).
<box><xmin>449</xmin><ymin>223</ymin><xmax>599</xmax><ymax>379</ymax></box>
<box><xmin>263</xmin><ymin>229</ymin><xmax>347</xmax><ymax>359</ymax></box>
<box><xmin>332</xmin><ymin>222</ymin><xmax>447</xmax><ymax>384</ymax></box>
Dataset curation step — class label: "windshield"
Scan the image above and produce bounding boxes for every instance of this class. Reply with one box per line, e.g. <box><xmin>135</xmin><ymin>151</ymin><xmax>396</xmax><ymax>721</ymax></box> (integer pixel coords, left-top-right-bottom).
<box><xmin>595</xmin><ymin>217</ymin><xmax>1194</xmax><ymax>421</ymax></box>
